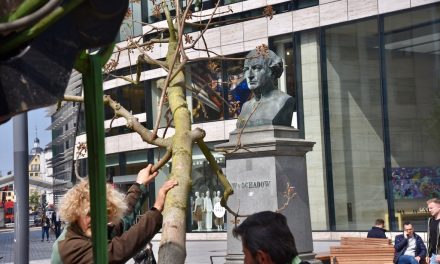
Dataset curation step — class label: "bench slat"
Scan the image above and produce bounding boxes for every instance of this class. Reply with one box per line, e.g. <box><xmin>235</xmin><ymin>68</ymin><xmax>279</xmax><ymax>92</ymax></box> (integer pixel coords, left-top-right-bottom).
<box><xmin>330</xmin><ymin>237</ymin><xmax>394</xmax><ymax>264</ymax></box>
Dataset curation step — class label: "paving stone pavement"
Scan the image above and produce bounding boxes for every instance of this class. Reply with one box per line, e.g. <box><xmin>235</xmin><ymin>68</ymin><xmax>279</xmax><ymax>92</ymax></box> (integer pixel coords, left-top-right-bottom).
<box><xmin>0</xmin><ymin>227</ymin><xmax>334</xmax><ymax>263</ymax></box>
<box><xmin>0</xmin><ymin>227</ymin><xmax>56</xmax><ymax>263</ymax></box>
<box><xmin>0</xmin><ymin>227</ymin><xmax>228</xmax><ymax>264</ymax></box>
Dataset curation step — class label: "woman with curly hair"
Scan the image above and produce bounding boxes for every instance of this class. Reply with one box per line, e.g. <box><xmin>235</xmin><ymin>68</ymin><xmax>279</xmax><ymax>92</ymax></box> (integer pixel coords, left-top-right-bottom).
<box><xmin>51</xmin><ymin>164</ymin><xmax>177</xmax><ymax>264</ymax></box>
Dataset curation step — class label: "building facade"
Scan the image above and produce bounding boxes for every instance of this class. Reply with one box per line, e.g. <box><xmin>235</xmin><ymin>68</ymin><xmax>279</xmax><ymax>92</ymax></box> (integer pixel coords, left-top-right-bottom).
<box><xmin>74</xmin><ymin>0</ymin><xmax>440</xmax><ymax>232</ymax></box>
<box><xmin>48</xmin><ymin>70</ymin><xmax>83</xmax><ymax>206</ymax></box>
<box><xmin>29</xmin><ymin>135</ymin><xmax>55</xmax><ymax>207</ymax></box>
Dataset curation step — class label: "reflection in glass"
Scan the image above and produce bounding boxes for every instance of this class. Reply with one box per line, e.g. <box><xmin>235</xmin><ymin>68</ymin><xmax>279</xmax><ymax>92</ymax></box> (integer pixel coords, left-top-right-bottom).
<box><xmin>325</xmin><ymin>18</ymin><xmax>385</xmax><ymax>230</ymax></box>
<box><xmin>189</xmin><ymin>60</ymin><xmax>226</xmax><ymax>122</ymax></box>
<box><xmin>189</xmin><ymin>55</ymin><xmax>250</xmax><ymax>123</ymax></box>
<box><xmin>384</xmin><ymin>5</ymin><xmax>440</xmax><ymax>231</ymax></box>
<box><xmin>104</xmin><ymin>83</ymin><xmax>145</xmax><ymax>120</ymax></box>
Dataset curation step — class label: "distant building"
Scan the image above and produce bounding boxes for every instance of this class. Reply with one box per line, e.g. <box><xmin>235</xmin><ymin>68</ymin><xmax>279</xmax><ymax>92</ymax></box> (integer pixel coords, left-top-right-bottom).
<box><xmin>47</xmin><ymin>70</ymin><xmax>83</xmax><ymax>206</ymax></box>
<box><xmin>28</xmin><ymin>132</ymin><xmax>54</xmax><ymax>206</ymax></box>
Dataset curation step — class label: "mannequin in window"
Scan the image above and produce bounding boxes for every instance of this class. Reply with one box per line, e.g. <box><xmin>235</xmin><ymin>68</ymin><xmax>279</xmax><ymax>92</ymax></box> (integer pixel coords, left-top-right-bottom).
<box><xmin>200</xmin><ymin>192</ymin><xmax>206</xmax><ymax>229</ymax></box>
<box><xmin>204</xmin><ymin>190</ymin><xmax>213</xmax><ymax>231</ymax></box>
<box><xmin>213</xmin><ymin>190</ymin><xmax>224</xmax><ymax>231</ymax></box>
<box><xmin>192</xmin><ymin>191</ymin><xmax>204</xmax><ymax>231</ymax></box>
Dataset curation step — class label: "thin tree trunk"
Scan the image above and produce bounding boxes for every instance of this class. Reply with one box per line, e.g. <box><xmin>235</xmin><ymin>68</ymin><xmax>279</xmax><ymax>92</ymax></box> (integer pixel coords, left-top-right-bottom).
<box><xmin>157</xmin><ymin>4</ymin><xmax>192</xmax><ymax>261</ymax></box>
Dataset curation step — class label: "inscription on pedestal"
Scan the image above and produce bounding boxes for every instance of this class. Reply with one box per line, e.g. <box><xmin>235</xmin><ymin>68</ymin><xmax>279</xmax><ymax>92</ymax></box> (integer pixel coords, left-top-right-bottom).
<box><xmin>230</xmin><ymin>180</ymin><xmax>271</xmax><ymax>190</ymax></box>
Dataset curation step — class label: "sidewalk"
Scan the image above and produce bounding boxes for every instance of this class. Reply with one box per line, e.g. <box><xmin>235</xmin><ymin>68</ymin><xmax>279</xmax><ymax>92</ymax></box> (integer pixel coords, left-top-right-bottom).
<box><xmin>0</xmin><ymin>228</ymin><xmax>337</xmax><ymax>263</ymax></box>
<box><xmin>0</xmin><ymin>227</ymin><xmax>55</xmax><ymax>264</ymax></box>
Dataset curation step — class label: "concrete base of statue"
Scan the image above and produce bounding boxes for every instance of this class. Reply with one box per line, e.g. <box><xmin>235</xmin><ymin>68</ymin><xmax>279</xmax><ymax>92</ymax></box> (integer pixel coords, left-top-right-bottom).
<box><xmin>215</xmin><ymin>125</ymin><xmax>320</xmax><ymax>264</ymax></box>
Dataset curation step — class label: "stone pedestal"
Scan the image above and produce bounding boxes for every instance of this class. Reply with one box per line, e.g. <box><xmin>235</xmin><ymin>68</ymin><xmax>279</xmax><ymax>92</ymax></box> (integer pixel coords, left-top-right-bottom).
<box><xmin>215</xmin><ymin>125</ymin><xmax>319</xmax><ymax>263</ymax></box>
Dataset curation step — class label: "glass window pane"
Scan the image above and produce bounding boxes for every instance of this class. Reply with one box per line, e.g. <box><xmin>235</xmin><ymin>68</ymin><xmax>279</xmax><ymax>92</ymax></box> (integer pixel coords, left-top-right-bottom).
<box><xmin>189</xmin><ymin>60</ymin><xmax>227</xmax><ymax>123</ymax></box>
<box><xmin>384</xmin><ymin>5</ymin><xmax>440</xmax><ymax>231</ymax></box>
<box><xmin>153</xmin><ymin>144</ymin><xmax>226</xmax><ymax>232</ymax></box>
<box><xmin>189</xmin><ymin>53</ymin><xmax>252</xmax><ymax>123</ymax></box>
<box><xmin>104</xmin><ymin>83</ymin><xmax>145</xmax><ymax>120</ymax></box>
<box><xmin>325</xmin><ymin>18</ymin><xmax>385</xmax><ymax>230</ymax></box>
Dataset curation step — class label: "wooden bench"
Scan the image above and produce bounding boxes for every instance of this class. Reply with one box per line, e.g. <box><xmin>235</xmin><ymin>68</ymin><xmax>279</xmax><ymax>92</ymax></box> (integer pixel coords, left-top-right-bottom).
<box><xmin>330</xmin><ymin>237</ymin><xmax>394</xmax><ymax>264</ymax></box>
<box><xmin>315</xmin><ymin>252</ymin><xmax>331</xmax><ymax>264</ymax></box>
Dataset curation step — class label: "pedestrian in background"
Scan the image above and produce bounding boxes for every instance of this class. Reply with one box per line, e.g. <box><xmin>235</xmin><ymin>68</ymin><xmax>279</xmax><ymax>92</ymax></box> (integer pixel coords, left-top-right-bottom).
<box><xmin>427</xmin><ymin>198</ymin><xmax>440</xmax><ymax>264</ymax></box>
<box><xmin>367</xmin><ymin>218</ymin><xmax>387</xmax><ymax>239</ymax></box>
<box><xmin>41</xmin><ymin>214</ymin><xmax>50</xmax><ymax>242</ymax></box>
<box><xmin>51</xmin><ymin>210</ymin><xmax>61</xmax><ymax>238</ymax></box>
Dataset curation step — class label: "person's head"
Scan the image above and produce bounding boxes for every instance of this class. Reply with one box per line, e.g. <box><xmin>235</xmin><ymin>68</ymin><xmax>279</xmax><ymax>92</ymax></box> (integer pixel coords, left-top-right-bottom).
<box><xmin>206</xmin><ymin>190</ymin><xmax>210</xmax><ymax>197</ymax></box>
<box><xmin>217</xmin><ymin>190</ymin><xmax>221</xmax><ymax>197</ymax></box>
<box><xmin>375</xmin><ymin>218</ymin><xmax>385</xmax><ymax>228</ymax></box>
<box><xmin>403</xmin><ymin>221</ymin><xmax>414</xmax><ymax>237</ymax></box>
<box><xmin>59</xmin><ymin>179</ymin><xmax>127</xmax><ymax>237</ymax></box>
<box><xmin>427</xmin><ymin>198</ymin><xmax>440</xmax><ymax>218</ymax></box>
<box><xmin>195</xmin><ymin>191</ymin><xmax>199</xmax><ymax>197</ymax></box>
<box><xmin>232</xmin><ymin>211</ymin><xmax>298</xmax><ymax>264</ymax></box>
<box><xmin>243</xmin><ymin>49</ymin><xmax>283</xmax><ymax>96</ymax></box>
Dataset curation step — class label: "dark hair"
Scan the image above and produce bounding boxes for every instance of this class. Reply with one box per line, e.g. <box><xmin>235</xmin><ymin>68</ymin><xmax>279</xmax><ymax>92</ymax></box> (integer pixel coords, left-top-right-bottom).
<box><xmin>403</xmin><ymin>221</ymin><xmax>412</xmax><ymax>227</ymax></box>
<box><xmin>232</xmin><ymin>211</ymin><xmax>298</xmax><ymax>264</ymax></box>
<box><xmin>375</xmin><ymin>219</ymin><xmax>385</xmax><ymax>225</ymax></box>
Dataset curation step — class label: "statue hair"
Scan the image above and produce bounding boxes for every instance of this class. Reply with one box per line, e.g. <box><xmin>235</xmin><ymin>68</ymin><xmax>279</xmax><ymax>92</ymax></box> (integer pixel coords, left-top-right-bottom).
<box><xmin>245</xmin><ymin>49</ymin><xmax>284</xmax><ymax>80</ymax></box>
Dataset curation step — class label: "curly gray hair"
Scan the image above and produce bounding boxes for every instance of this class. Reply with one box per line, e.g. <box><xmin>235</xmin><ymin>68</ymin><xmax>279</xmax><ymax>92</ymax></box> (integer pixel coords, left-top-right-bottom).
<box><xmin>244</xmin><ymin>49</ymin><xmax>284</xmax><ymax>79</ymax></box>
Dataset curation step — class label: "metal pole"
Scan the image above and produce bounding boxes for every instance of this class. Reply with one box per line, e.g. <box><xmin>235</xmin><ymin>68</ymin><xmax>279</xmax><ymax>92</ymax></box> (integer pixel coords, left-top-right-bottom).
<box><xmin>83</xmin><ymin>52</ymin><xmax>108</xmax><ymax>263</ymax></box>
<box><xmin>13</xmin><ymin>112</ymin><xmax>29</xmax><ymax>264</ymax></box>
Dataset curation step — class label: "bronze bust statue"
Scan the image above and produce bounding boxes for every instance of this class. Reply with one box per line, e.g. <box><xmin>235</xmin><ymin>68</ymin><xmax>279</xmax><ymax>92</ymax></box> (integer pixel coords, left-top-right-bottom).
<box><xmin>236</xmin><ymin>49</ymin><xmax>295</xmax><ymax>129</ymax></box>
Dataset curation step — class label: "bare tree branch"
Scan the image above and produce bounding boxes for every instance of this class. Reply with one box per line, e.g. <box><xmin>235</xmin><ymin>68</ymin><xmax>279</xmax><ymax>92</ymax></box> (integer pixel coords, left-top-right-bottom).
<box><xmin>63</xmin><ymin>95</ymin><xmax>171</xmax><ymax>148</ymax></box>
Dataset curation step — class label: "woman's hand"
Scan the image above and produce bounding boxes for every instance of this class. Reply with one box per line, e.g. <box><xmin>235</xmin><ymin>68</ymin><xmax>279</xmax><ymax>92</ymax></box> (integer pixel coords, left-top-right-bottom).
<box><xmin>136</xmin><ymin>164</ymin><xmax>158</xmax><ymax>186</ymax></box>
<box><xmin>153</xmin><ymin>179</ymin><xmax>178</xmax><ymax>212</ymax></box>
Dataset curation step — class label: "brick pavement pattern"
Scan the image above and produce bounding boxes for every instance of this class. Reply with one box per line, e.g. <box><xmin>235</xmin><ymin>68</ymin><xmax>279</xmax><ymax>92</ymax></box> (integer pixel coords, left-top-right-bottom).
<box><xmin>0</xmin><ymin>227</ymin><xmax>55</xmax><ymax>263</ymax></box>
<box><xmin>0</xmin><ymin>227</ymin><xmax>228</xmax><ymax>264</ymax></box>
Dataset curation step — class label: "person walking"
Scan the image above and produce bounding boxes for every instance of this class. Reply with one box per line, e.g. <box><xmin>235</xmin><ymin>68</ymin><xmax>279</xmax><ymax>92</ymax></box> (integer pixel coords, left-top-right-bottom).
<box><xmin>51</xmin><ymin>210</ymin><xmax>61</xmax><ymax>238</ymax></box>
<box><xmin>41</xmin><ymin>213</ymin><xmax>50</xmax><ymax>242</ymax></box>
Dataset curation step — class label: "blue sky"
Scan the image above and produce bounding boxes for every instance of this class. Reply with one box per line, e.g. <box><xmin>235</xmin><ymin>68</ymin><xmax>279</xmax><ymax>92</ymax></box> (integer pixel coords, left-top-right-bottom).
<box><xmin>0</xmin><ymin>107</ymin><xmax>52</xmax><ymax>176</ymax></box>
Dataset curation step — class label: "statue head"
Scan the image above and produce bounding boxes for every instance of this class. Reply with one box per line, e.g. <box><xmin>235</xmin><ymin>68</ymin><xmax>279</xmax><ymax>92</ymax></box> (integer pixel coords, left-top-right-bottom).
<box><xmin>243</xmin><ymin>49</ymin><xmax>283</xmax><ymax>97</ymax></box>
<box><xmin>217</xmin><ymin>190</ymin><xmax>221</xmax><ymax>197</ymax></box>
<box><xmin>195</xmin><ymin>191</ymin><xmax>199</xmax><ymax>197</ymax></box>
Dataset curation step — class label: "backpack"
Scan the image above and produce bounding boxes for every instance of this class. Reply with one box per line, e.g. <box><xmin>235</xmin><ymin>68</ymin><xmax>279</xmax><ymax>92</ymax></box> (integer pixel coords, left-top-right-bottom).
<box><xmin>133</xmin><ymin>242</ymin><xmax>156</xmax><ymax>264</ymax></box>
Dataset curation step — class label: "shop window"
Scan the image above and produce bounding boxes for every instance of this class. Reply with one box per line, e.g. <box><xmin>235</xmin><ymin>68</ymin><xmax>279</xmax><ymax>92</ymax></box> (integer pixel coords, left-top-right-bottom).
<box><xmin>153</xmin><ymin>143</ymin><xmax>227</xmax><ymax>232</ymax></box>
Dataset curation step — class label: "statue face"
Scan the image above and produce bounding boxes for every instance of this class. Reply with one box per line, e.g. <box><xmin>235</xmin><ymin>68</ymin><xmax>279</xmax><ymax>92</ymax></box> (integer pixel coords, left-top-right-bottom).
<box><xmin>243</xmin><ymin>58</ymin><xmax>273</xmax><ymax>93</ymax></box>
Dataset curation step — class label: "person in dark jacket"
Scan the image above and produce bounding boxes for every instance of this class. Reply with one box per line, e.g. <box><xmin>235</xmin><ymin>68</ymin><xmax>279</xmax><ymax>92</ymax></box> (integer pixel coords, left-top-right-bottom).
<box><xmin>41</xmin><ymin>214</ymin><xmax>51</xmax><ymax>242</ymax></box>
<box><xmin>367</xmin><ymin>218</ymin><xmax>387</xmax><ymax>238</ymax></box>
<box><xmin>232</xmin><ymin>211</ymin><xmax>310</xmax><ymax>264</ymax></box>
<box><xmin>426</xmin><ymin>198</ymin><xmax>440</xmax><ymax>264</ymax></box>
<box><xmin>51</xmin><ymin>164</ymin><xmax>177</xmax><ymax>264</ymax></box>
<box><xmin>394</xmin><ymin>222</ymin><xmax>427</xmax><ymax>264</ymax></box>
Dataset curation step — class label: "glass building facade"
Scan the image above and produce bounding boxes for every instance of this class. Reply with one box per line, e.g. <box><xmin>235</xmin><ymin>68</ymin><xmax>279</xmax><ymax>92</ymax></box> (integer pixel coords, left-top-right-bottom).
<box><xmin>73</xmin><ymin>1</ymin><xmax>440</xmax><ymax>232</ymax></box>
<box><xmin>320</xmin><ymin>4</ymin><xmax>440</xmax><ymax>230</ymax></box>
